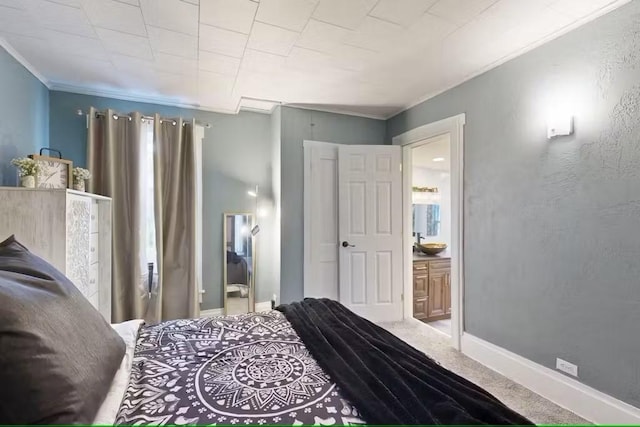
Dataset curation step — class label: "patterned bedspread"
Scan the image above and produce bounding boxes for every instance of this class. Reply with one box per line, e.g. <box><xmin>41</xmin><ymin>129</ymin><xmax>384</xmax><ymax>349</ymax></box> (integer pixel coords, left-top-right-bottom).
<box><xmin>115</xmin><ymin>311</ymin><xmax>365</xmax><ymax>425</ymax></box>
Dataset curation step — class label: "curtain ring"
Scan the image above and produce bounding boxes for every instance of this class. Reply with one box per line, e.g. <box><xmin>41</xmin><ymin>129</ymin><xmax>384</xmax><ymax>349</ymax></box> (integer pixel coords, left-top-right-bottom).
<box><xmin>113</xmin><ymin>114</ymin><xmax>118</xmax><ymax>120</ymax></box>
<box><xmin>172</xmin><ymin>120</ymin><xmax>177</xmax><ymax>126</ymax></box>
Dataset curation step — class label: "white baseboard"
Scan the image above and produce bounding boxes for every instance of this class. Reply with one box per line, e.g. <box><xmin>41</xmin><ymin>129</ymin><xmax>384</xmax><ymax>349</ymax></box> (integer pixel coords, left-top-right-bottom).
<box><xmin>255</xmin><ymin>301</ymin><xmax>273</xmax><ymax>312</ymax></box>
<box><xmin>199</xmin><ymin>308</ymin><xmax>224</xmax><ymax>317</ymax></box>
<box><xmin>199</xmin><ymin>302</ymin><xmax>272</xmax><ymax>317</ymax></box>
<box><xmin>461</xmin><ymin>333</ymin><xmax>640</xmax><ymax>424</ymax></box>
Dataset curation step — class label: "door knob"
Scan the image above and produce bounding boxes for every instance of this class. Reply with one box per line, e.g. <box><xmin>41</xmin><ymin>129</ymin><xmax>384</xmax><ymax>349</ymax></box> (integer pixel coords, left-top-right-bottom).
<box><xmin>342</xmin><ymin>241</ymin><xmax>355</xmax><ymax>248</ymax></box>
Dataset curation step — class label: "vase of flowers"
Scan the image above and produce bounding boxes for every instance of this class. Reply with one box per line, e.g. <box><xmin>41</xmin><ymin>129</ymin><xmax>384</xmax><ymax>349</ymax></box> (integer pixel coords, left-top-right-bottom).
<box><xmin>11</xmin><ymin>157</ymin><xmax>39</xmax><ymax>188</ymax></box>
<box><xmin>72</xmin><ymin>167</ymin><xmax>91</xmax><ymax>192</ymax></box>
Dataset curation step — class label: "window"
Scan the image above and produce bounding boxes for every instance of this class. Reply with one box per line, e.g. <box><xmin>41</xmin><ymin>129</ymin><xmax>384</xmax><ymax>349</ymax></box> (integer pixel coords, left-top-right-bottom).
<box><xmin>139</xmin><ymin>120</ymin><xmax>157</xmax><ymax>292</ymax></box>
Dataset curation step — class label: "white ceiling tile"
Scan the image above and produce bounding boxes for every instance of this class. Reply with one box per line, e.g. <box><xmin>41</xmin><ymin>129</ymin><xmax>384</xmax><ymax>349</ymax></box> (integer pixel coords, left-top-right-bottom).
<box><xmin>197</xmin><ymin>69</ymin><xmax>237</xmax><ymax>106</ymax></box>
<box><xmin>46</xmin><ymin>0</ymin><xmax>83</xmax><ymax>7</ymax></box>
<box><xmin>139</xmin><ymin>0</ymin><xmax>198</xmax><ymax>36</ymax></box>
<box><xmin>247</xmin><ymin>21</ymin><xmax>298</xmax><ymax>56</ymax></box>
<box><xmin>286</xmin><ymin>46</ymin><xmax>332</xmax><ymax>71</ymax></box>
<box><xmin>110</xmin><ymin>54</ymin><xmax>154</xmax><ymax>77</ymax></box>
<box><xmin>240</xmin><ymin>48</ymin><xmax>286</xmax><ymax>74</ymax></box>
<box><xmin>255</xmin><ymin>0</ymin><xmax>317</xmax><ymax>32</ymax></box>
<box><xmin>114</xmin><ymin>0</ymin><xmax>139</xmax><ymax>6</ymax></box>
<box><xmin>312</xmin><ymin>0</ymin><xmax>377</xmax><ymax>29</ymax></box>
<box><xmin>0</xmin><ymin>6</ymin><xmax>45</xmax><ymax>38</ymax></box>
<box><xmin>199</xmin><ymin>0</ymin><xmax>257</xmax><ymax>34</ymax></box>
<box><xmin>478</xmin><ymin>0</ymin><xmax>552</xmax><ymax>26</ymax></box>
<box><xmin>20</xmin><ymin>46</ymin><xmax>118</xmax><ymax>86</ymax></box>
<box><xmin>198</xmin><ymin>50</ymin><xmax>241</xmax><ymax>76</ymax></box>
<box><xmin>427</xmin><ymin>0</ymin><xmax>499</xmax><ymax>25</ymax></box>
<box><xmin>330</xmin><ymin>43</ymin><xmax>380</xmax><ymax>72</ymax></box>
<box><xmin>153</xmin><ymin>52</ymin><xmax>198</xmax><ymax>75</ymax></box>
<box><xmin>405</xmin><ymin>12</ymin><xmax>458</xmax><ymax>45</ymax></box>
<box><xmin>111</xmin><ymin>53</ymin><xmax>199</xmax><ymax>82</ymax></box>
<box><xmin>82</xmin><ymin>0</ymin><xmax>147</xmax><ymax>37</ymax></box>
<box><xmin>370</xmin><ymin>0</ymin><xmax>439</xmax><ymax>28</ymax></box>
<box><xmin>0</xmin><ymin>1</ymin><xmax>26</xmax><ymax>8</ymax></box>
<box><xmin>96</xmin><ymin>27</ymin><xmax>153</xmax><ymax>59</ymax></box>
<box><xmin>199</xmin><ymin>24</ymin><xmax>248</xmax><ymax>58</ymax></box>
<box><xmin>343</xmin><ymin>16</ymin><xmax>404</xmax><ymax>52</ymax></box>
<box><xmin>147</xmin><ymin>25</ymin><xmax>197</xmax><ymax>58</ymax></box>
<box><xmin>549</xmin><ymin>0</ymin><xmax>618</xmax><ymax>19</ymax></box>
<box><xmin>295</xmin><ymin>19</ymin><xmax>350</xmax><ymax>53</ymax></box>
<box><xmin>40</xmin><ymin>29</ymin><xmax>109</xmax><ymax>60</ymax></box>
<box><xmin>23</xmin><ymin>0</ymin><xmax>95</xmax><ymax>37</ymax></box>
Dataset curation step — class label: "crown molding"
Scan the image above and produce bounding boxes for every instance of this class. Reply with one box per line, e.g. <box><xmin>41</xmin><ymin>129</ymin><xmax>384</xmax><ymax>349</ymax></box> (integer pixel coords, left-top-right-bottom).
<box><xmin>0</xmin><ymin>37</ymin><xmax>50</xmax><ymax>88</ymax></box>
<box><xmin>48</xmin><ymin>82</ymin><xmax>242</xmax><ymax>115</ymax></box>
<box><xmin>283</xmin><ymin>103</ymin><xmax>388</xmax><ymax>120</ymax></box>
<box><xmin>389</xmin><ymin>0</ymin><xmax>632</xmax><ymax>120</ymax></box>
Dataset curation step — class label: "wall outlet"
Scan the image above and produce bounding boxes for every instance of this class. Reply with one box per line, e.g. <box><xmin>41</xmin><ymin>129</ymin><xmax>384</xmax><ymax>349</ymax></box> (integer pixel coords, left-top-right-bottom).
<box><xmin>556</xmin><ymin>358</ymin><xmax>578</xmax><ymax>377</ymax></box>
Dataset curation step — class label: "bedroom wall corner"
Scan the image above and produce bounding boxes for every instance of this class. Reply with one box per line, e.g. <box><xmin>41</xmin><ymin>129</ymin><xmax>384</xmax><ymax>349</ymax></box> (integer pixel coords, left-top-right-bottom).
<box><xmin>385</xmin><ymin>1</ymin><xmax>640</xmax><ymax>410</ymax></box>
<box><xmin>0</xmin><ymin>46</ymin><xmax>49</xmax><ymax>187</ymax></box>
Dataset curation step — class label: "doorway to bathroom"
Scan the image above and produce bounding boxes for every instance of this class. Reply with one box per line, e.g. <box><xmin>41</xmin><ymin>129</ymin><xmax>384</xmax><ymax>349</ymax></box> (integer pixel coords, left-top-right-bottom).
<box><xmin>410</xmin><ymin>135</ymin><xmax>452</xmax><ymax>336</ymax></box>
<box><xmin>394</xmin><ymin>114</ymin><xmax>465</xmax><ymax>350</ymax></box>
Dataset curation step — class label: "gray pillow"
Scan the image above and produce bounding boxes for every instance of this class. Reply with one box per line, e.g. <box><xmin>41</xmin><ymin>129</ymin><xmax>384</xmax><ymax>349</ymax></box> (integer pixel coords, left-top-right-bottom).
<box><xmin>0</xmin><ymin>235</ymin><xmax>125</xmax><ymax>424</ymax></box>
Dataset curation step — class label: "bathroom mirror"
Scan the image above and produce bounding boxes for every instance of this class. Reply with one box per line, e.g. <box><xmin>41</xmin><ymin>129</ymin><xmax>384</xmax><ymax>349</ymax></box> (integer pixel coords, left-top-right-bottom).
<box><xmin>223</xmin><ymin>213</ymin><xmax>255</xmax><ymax>315</ymax></box>
<box><xmin>413</xmin><ymin>203</ymin><xmax>441</xmax><ymax>241</ymax></box>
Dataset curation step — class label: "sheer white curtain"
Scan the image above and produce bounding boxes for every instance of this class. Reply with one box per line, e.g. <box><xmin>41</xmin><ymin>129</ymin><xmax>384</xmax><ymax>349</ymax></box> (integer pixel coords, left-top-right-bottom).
<box><xmin>139</xmin><ymin>119</ymin><xmax>157</xmax><ymax>302</ymax></box>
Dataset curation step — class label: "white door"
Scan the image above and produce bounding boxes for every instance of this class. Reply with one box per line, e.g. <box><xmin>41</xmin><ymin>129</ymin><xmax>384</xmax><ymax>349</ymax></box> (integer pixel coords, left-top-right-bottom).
<box><xmin>338</xmin><ymin>145</ymin><xmax>403</xmax><ymax>322</ymax></box>
<box><xmin>304</xmin><ymin>142</ymin><xmax>339</xmax><ymax>299</ymax></box>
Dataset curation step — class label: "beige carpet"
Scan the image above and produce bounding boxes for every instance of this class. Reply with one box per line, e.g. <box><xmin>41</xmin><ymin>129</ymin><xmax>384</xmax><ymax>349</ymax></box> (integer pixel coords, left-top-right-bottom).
<box><xmin>378</xmin><ymin>319</ymin><xmax>589</xmax><ymax>425</ymax></box>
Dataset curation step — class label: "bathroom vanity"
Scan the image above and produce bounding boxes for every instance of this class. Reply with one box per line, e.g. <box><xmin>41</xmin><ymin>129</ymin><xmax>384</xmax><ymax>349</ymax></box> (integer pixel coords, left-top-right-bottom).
<box><xmin>413</xmin><ymin>253</ymin><xmax>451</xmax><ymax>323</ymax></box>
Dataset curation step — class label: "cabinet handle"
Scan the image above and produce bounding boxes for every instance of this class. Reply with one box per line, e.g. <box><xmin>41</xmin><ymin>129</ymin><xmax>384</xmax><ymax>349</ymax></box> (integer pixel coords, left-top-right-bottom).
<box><xmin>415</xmin><ymin>297</ymin><xmax>427</xmax><ymax>302</ymax></box>
<box><xmin>414</xmin><ymin>266</ymin><xmax>427</xmax><ymax>270</ymax></box>
<box><xmin>414</xmin><ymin>275</ymin><xmax>427</xmax><ymax>279</ymax></box>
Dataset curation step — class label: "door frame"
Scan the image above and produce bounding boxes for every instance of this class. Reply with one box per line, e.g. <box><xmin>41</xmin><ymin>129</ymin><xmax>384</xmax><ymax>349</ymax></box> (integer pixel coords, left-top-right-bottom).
<box><xmin>392</xmin><ymin>114</ymin><xmax>465</xmax><ymax>350</ymax></box>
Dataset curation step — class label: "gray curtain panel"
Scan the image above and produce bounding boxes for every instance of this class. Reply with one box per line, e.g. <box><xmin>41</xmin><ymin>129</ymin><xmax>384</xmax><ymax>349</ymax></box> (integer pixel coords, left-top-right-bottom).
<box><xmin>87</xmin><ymin>107</ymin><xmax>147</xmax><ymax>322</ymax></box>
<box><xmin>148</xmin><ymin>115</ymin><xmax>199</xmax><ymax>322</ymax></box>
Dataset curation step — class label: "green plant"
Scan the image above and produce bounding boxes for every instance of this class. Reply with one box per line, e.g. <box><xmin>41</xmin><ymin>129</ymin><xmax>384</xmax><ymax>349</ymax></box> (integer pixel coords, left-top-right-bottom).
<box><xmin>11</xmin><ymin>157</ymin><xmax>39</xmax><ymax>177</ymax></box>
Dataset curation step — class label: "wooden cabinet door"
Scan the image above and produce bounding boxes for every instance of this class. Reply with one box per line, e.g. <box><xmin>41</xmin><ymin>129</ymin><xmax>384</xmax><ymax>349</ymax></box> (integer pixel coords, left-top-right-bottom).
<box><xmin>444</xmin><ymin>272</ymin><xmax>451</xmax><ymax>314</ymax></box>
<box><xmin>427</xmin><ymin>269</ymin><xmax>447</xmax><ymax>319</ymax></box>
<box><xmin>413</xmin><ymin>270</ymin><xmax>428</xmax><ymax>320</ymax></box>
<box><xmin>413</xmin><ymin>296</ymin><xmax>428</xmax><ymax>320</ymax></box>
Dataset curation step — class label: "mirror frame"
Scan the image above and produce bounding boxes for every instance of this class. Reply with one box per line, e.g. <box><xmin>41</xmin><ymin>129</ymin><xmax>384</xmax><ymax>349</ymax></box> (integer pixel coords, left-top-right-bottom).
<box><xmin>223</xmin><ymin>212</ymin><xmax>256</xmax><ymax>315</ymax></box>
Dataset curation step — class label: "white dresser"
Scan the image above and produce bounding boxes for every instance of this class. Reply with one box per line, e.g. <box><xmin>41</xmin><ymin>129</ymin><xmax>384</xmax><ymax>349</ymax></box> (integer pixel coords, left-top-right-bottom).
<box><xmin>0</xmin><ymin>188</ymin><xmax>112</xmax><ymax>321</ymax></box>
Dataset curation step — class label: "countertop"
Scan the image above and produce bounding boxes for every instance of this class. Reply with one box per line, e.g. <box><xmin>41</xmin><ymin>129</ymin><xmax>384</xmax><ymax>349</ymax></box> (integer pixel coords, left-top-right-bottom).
<box><xmin>413</xmin><ymin>250</ymin><xmax>451</xmax><ymax>261</ymax></box>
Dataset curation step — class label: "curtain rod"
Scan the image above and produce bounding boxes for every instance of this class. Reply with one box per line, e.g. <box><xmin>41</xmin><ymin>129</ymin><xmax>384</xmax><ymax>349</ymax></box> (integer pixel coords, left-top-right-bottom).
<box><xmin>76</xmin><ymin>109</ymin><xmax>211</xmax><ymax>128</ymax></box>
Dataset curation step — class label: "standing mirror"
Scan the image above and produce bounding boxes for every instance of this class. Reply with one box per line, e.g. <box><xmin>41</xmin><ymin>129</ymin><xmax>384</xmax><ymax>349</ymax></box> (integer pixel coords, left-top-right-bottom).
<box><xmin>224</xmin><ymin>213</ymin><xmax>255</xmax><ymax>315</ymax></box>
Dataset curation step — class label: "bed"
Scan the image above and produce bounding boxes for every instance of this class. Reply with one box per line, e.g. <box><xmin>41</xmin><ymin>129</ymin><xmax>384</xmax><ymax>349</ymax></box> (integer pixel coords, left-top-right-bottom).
<box><xmin>0</xmin><ymin>236</ymin><xmax>532</xmax><ymax>425</ymax></box>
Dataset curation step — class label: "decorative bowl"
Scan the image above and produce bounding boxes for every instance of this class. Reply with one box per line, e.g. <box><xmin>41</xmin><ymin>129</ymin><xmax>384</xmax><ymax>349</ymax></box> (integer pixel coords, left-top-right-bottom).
<box><xmin>416</xmin><ymin>242</ymin><xmax>447</xmax><ymax>256</ymax></box>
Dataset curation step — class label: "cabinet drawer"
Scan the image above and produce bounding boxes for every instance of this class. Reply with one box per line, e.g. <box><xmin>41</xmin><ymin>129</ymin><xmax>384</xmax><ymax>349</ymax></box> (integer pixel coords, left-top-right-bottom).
<box><xmin>413</xmin><ymin>261</ymin><xmax>428</xmax><ymax>271</ymax></box>
<box><xmin>429</xmin><ymin>259</ymin><xmax>450</xmax><ymax>272</ymax></box>
<box><xmin>90</xmin><ymin>200</ymin><xmax>99</xmax><ymax>233</ymax></box>
<box><xmin>90</xmin><ymin>233</ymin><xmax>99</xmax><ymax>264</ymax></box>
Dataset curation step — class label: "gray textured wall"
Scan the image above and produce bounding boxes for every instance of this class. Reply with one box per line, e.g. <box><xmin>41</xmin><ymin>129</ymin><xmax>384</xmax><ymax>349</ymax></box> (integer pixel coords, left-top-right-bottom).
<box><xmin>0</xmin><ymin>47</ymin><xmax>49</xmax><ymax>186</ymax></box>
<box><xmin>387</xmin><ymin>1</ymin><xmax>640</xmax><ymax>407</ymax></box>
<box><xmin>280</xmin><ymin>107</ymin><xmax>386</xmax><ymax>303</ymax></box>
<box><xmin>49</xmin><ymin>91</ymin><xmax>275</xmax><ymax>310</ymax></box>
